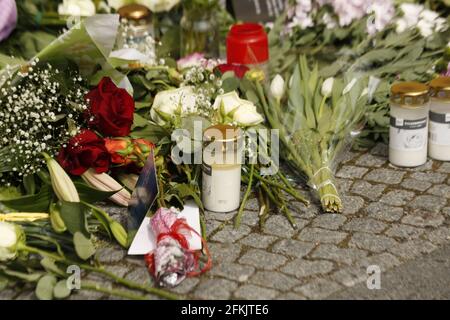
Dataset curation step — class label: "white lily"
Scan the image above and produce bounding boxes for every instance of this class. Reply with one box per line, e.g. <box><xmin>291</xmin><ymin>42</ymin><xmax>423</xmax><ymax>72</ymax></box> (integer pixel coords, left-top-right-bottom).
<box><xmin>44</xmin><ymin>153</ymin><xmax>80</xmax><ymax>203</ymax></box>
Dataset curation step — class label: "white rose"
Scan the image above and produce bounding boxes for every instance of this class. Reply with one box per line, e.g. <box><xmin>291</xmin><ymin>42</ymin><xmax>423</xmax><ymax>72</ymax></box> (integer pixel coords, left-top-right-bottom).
<box><xmin>58</xmin><ymin>0</ymin><xmax>96</xmax><ymax>16</ymax></box>
<box><xmin>107</xmin><ymin>0</ymin><xmax>130</xmax><ymax>10</ymax></box>
<box><xmin>150</xmin><ymin>86</ymin><xmax>197</xmax><ymax>125</ymax></box>
<box><xmin>0</xmin><ymin>222</ymin><xmax>22</xmax><ymax>261</ymax></box>
<box><xmin>213</xmin><ymin>91</ymin><xmax>242</xmax><ymax>115</ymax></box>
<box><xmin>232</xmin><ymin>102</ymin><xmax>264</xmax><ymax>127</ymax></box>
<box><xmin>140</xmin><ymin>0</ymin><xmax>180</xmax><ymax>12</ymax></box>
<box><xmin>321</xmin><ymin>77</ymin><xmax>334</xmax><ymax>97</ymax></box>
<box><xmin>270</xmin><ymin>74</ymin><xmax>285</xmax><ymax>101</ymax></box>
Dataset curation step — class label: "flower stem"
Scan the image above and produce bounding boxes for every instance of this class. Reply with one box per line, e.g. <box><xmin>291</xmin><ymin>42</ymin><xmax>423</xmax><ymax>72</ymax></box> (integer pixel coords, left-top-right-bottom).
<box><xmin>234</xmin><ymin>164</ymin><xmax>255</xmax><ymax>228</ymax></box>
<box><xmin>81</xmin><ymin>282</ymin><xmax>148</xmax><ymax>300</ymax></box>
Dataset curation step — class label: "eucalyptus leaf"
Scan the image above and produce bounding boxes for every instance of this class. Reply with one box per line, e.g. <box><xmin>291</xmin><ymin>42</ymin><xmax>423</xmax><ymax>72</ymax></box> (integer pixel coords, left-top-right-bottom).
<box><xmin>53</xmin><ymin>280</ymin><xmax>71</xmax><ymax>299</ymax></box>
<box><xmin>73</xmin><ymin>232</ymin><xmax>96</xmax><ymax>260</ymax></box>
<box><xmin>36</xmin><ymin>275</ymin><xmax>57</xmax><ymax>300</ymax></box>
<box><xmin>59</xmin><ymin>201</ymin><xmax>89</xmax><ymax>237</ymax></box>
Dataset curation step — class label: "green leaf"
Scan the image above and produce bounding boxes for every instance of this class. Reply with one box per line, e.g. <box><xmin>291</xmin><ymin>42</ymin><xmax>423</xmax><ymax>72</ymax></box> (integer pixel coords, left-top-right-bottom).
<box><xmin>0</xmin><ymin>184</ymin><xmax>52</xmax><ymax>212</ymax></box>
<box><xmin>74</xmin><ymin>182</ymin><xmax>117</xmax><ymax>203</ymax></box>
<box><xmin>40</xmin><ymin>257</ymin><xmax>65</xmax><ymax>277</ymax></box>
<box><xmin>73</xmin><ymin>232</ymin><xmax>96</xmax><ymax>260</ymax></box>
<box><xmin>1</xmin><ymin>269</ymin><xmax>43</xmax><ymax>282</ymax></box>
<box><xmin>53</xmin><ymin>280</ymin><xmax>71</xmax><ymax>299</ymax></box>
<box><xmin>23</xmin><ymin>175</ymin><xmax>36</xmax><ymax>195</ymax></box>
<box><xmin>59</xmin><ymin>201</ymin><xmax>89</xmax><ymax>237</ymax></box>
<box><xmin>36</xmin><ymin>275</ymin><xmax>57</xmax><ymax>300</ymax></box>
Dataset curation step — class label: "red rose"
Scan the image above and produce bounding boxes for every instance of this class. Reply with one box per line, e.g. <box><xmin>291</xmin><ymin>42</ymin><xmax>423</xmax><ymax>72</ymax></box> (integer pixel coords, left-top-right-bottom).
<box><xmin>85</xmin><ymin>77</ymin><xmax>135</xmax><ymax>137</ymax></box>
<box><xmin>58</xmin><ymin>130</ymin><xmax>111</xmax><ymax>176</ymax></box>
<box><xmin>215</xmin><ymin>63</ymin><xmax>249</xmax><ymax>79</ymax></box>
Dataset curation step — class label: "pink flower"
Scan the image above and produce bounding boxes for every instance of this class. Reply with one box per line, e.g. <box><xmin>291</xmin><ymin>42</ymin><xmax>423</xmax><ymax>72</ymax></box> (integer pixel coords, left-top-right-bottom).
<box><xmin>0</xmin><ymin>0</ymin><xmax>17</xmax><ymax>42</ymax></box>
<box><xmin>177</xmin><ymin>52</ymin><xmax>205</xmax><ymax>70</ymax></box>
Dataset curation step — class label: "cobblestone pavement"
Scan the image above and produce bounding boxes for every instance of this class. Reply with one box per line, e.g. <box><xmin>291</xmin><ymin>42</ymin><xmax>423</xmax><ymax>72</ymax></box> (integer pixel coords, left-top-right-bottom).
<box><xmin>2</xmin><ymin>143</ymin><xmax>450</xmax><ymax>300</ymax></box>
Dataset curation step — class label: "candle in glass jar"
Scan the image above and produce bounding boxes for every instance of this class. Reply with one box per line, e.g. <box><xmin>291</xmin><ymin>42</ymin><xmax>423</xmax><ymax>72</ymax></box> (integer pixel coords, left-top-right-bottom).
<box><xmin>202</xmin><ymin>124</ymin><xmax>243</xmax><ymax>213</ymax></box>
<box><xmin>389</xmin><ymin>82</ymin><xmax>430</xmax><ymax>167</ymax></box>
<box><xmin>429</xmin><ymin>76</ymin><xmax>450</xmax><ymax>161</ymax></box>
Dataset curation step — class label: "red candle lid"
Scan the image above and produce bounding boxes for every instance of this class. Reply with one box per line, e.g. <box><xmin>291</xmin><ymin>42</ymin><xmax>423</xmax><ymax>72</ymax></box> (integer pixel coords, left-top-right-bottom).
<box><xmin>226</xmin><ymin>23</ymin><xmax>269</xmax><ymax>65</ymax></box>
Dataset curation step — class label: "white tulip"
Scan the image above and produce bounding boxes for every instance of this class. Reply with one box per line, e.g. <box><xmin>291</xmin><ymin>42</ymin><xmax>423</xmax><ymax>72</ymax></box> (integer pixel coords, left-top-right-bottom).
<box><xmin>270</xmin><ymin>74</ymin><xmax>285</xmax><ymax>101</ymax></box>
<box><xmin>321</xmin><ymin>77</ymin><xmax>334</xmax><ymax>97</ymax></box>
<box><xmin>0</xmin><ymin>222</ymin><xmax>23</xmax><ymax>261</ymax></box>
<box><xmin>342</xmin><ymin>78</ymin><xmax>357</xmax><ymax>95</ymax></box>
<box><xmin>150</xmin><ymin>87</ymin><xmax>197</xmax><ymax>125</ymax></box>
<box><xmin>233</xmin><ymin>102</ymin><xmax>264</xmax><ymax>127</ymax></box>
<box><xmin>212</xmin><ymin>91</ymin><xmax>242</xmax><ymax>115</ymax></box>
<box><xmin>58</xmin><ymin>0</ymin><xmax>96</xmax><ymax>16</ymax></box>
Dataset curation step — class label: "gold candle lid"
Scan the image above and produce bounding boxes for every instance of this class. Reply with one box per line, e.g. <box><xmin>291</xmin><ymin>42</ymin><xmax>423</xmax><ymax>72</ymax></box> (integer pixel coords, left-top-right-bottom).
<box><xmin>429</xmin><ymin>76</ymin><xmax>450</xmax><ymax>101</ymax></box>
<box><xmin>118</xmin><ymin>4</ymin><xmax>151</xmax><ymax>21</ymax></box>
<box><xmin>390</xmin><ymin>82</ymin><xmax>429</xmax><ymax>107</ymax></box>
<box><xmin>203</xmin><ymin>124</ymin><xmax>242</xmax><ymax>143</ymax></box>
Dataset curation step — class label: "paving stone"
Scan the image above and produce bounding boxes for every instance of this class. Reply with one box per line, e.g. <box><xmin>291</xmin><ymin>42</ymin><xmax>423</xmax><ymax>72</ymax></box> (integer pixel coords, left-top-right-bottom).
<box><xmin>310</xmin><ymin>244</ymin><xmax>368</xmax><ymax>265</ymax></box>
<box><xmin>239</xmin><ymin>210</ymin><xmax>260</xmax><ymax>226</ymax></box>
<box><xmin>240</xmin><ymin>234</ymin><xmax>278</xmax><ymax>249</ymax></box>
<box><xmin>427</xmin><ymin>184</ymin><xmax>450</xmax><ymax>198</ymax></box>
<box><xmin>281</xmin><ymin>259</ymin><xmax>334</xmax><ymax>278</ymax></box>
<box><xmin>341</xmin><ymin>196</ymin><xmax>365</xmax><ymax>215</ymax></box>
<box><xmin>355</xmin><ymin>153</ymin><xmax>387</xmax><ymax>167</ymax></box>
<box><xmin>271</xmin><ymin>239</ymin><xmax>315</xmax><ymax>258</ymax></box>
<box><xmin>338</xmin><ymin>151</ymin><xmax>361</xmax><ymax>163</ymax></box>
<box><xmin>329</xmin><ymin>266</ymin><xmax>367</xmax><ymax>287</ymax></box>
<box><xmin>209</xmin><ymin>263</ymin><xmax>255</xmax><ymax>282</ymax></box>
<box><xmin>206</xmin><ymin>220</ymin><xmax>222</xmax><ymax>237</ymax></box>
<box><xmin>249</xmin><ymin>271</ymin><xmax>301</xmax><ymax>291</ymax></box>
<box><xmin>234</xmin><ymin>284</ymin><xmax>279</xmax><ymax>300</ymax></box>
<box><xmin>263</xmin><ymin>215</ymin><xmax>299</xmax><ymax>238</ymax></box>
<box><xmin>336</xmin><ymin>178</ymin><xmax>354</xmax><ymax>193</ymax></box>
<box><xmin>0</xmin><ymin>289</ymin><xmax>17</xmax><ymax>300</ymax></box>
<box><xmin>276</xmin><ymin>292</ymin><xmax>306</xmax><ymax>300</ymax></box>
<box><xmin>444</xmin><ymin>207</ymin><xmax>450</xmax><ymax>218</ymax></box>
<box><xmin>312</xmin><ymin>214</ymin><xmax>347</xmax><ymax>230</ymax></box>
<box><xmin>437</xmin><ymin>162</ymin><xmax>450</xmax><ymax>173</ymax></box>
<box><xmin>424</xmin><ymin>226</ymin><xmax>450</xmax><ymax>245</ymax></box>
<box><xmin>350</xmin><ymin>180</ymin><xmax>386</xmax><ymax>200</ymax></box>
<box><xmin>410</xmin><ymin>172</ymin><xmax>447</xmax><ymax>184</ymax></box>
<box><xmin>294</xmin><ymin>278</ymin><xmax>343</xmax><ymax>299</ymax></box>
<box><xmin>401</xmin><ymin>178</ymin><xmax>432</xmax><ymax>192</ymax></box>
<box><xmin>343</xmin><ymin>218</ymin><xmax>387</xmax><ymax>234</ymax></box>
<box><xmin>385</xmin><ymin>224</ymin><xmax>425</xmax><ymax>240</ymax></box>
<box><xmin>239</xmin><ymin>249</ymin><xmax>287</xmax><ymax>270</ymax></box>
<box><xmin>210</xmin><ymin>225</ymin><xmax>252</xmax><ymax>243</ymax></box>
<box><xmin>124</xmin><ymin>267</ymin><xmax>153</xmax><ymax>286</ymax></box>
<box><xmin>96</xmin><ymin>247</ymin><xmax>126</xmax><ymax>264</ymax></box>
<box><xmin>244</xmin><ymin>197</ymin><xmax>260</xmax><ymax>211</ymax></box>
<box><xmin>401</xmin><ymin>209</ymin><xmax>445</xmax><ymax>228</ymax></box>
<box><xmin>349</xmin><ymin>233</ymin><xmax>398</xmax><ymax>253</ymax></box>
<box><xmin>364</xmin><ymin>168</ymin><xmax>405</xmax><ymax>184</ymax></box>
<box><xmin>365</xmin><ymin>202</ymin><xmax>404</xmax><ymax>222</ymax></box>
<box><xmin>125</xmin><ymin>256</ymin><xmax>146</xmax><ymax>267</ymax></box>
<box><xmin>193</xmin><ymin>279</ymin><xmax>238</xmax><ymax>300</ymax></box>
<box><xmin>170</xmin><ymin>277</ymin><xmax>199</xmax><ymax>295</ymax></box>
<box><xmin>206</xmin><ymin>211</ymin><xmax>234</xmax><ymax>222</ymax></box>
<box><xmin>336</xmin><ymin>166</ymin><xmax>369</xmax><ymax>179</ymax></box>
<box><xmin>380</xmin><ymin>190</ymin><xmax>415</xmax><ymax>206</ymax></box>
<box><xmin>407</xmin><ymin>195</ymin><xmax>447</xmax><ymax>213</ymax></box>
<box><xmin>355</xmin><ymin>252</ymin><xmax>402</xmax><ymax>271</ymax></box>
<box><xmin>370</xmin><ymin>143</ymin><xmax>388</xmax><ymax>156</ymax></box>
<box><xmin>298</xmin><ymin>227</ymin><xmax>348</xmax><ymax>245</ymax></box>
<box><xmin>388</xmin><ymin>239</ymin><xmax>437</xmax><ymax>260</ymax></box>
<box><xmin>105</xmin><ymin>266</ymin><xmax>129</xmax><ymax>278</ymax></box>
<box><xmin>208</xmin><ymin>243</ymin><xmax>242</xmax><ymax>263</ymax></box>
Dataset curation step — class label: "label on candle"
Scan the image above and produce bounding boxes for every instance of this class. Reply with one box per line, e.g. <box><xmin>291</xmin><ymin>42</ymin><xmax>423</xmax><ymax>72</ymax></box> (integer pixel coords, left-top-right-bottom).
<box><xmin>429</xmin><ymin>112</ymin><xmax>450</xmax><ymax>146</ymax></box>
<box><xmin>389</xmin><ymin>116</ymin><xmax>428</xmax><ymax>151</ymax></box>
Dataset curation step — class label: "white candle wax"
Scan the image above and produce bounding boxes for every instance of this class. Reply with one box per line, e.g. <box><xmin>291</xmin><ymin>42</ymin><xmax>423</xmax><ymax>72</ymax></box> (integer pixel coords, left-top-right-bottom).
<box><xmin>389</xmin><ymin>103</ymin><xmax>429</xmax><ymax>167</ymax></box>
<box><xmin>429</xmin><ymin>99</ymin><xmax>450</xmax><ymax>161</ymax></box>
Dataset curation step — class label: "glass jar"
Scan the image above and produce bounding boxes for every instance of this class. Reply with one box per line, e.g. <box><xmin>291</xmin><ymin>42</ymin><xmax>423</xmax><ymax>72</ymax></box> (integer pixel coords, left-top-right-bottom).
<box><xmin>180</xmin><ymin>7</ymin><xmax>219</xmax><ymax>58</ymax></box>
<box><xmin>202</xmin><ymin>124</ymin><xmax>243</xmax><ymax>213</ymax></box>
<box><xmin>117</xmin><ymin>4</ymin><xmax>157</xmax><ymax>66</ymax></box>
<box><xmin>226</xmin><ymin>23</ymin><xmax>269</xmax><ymax>79</ymax></box>
<box><xmin>389</xmin><ymin>82</ymin><xmax>430</xmax><ymax>167</ymax></box>
<box><xmin>429</xmin><ymin>76</ymin><xmax>450</xmax><ymax>161</ymax></box>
